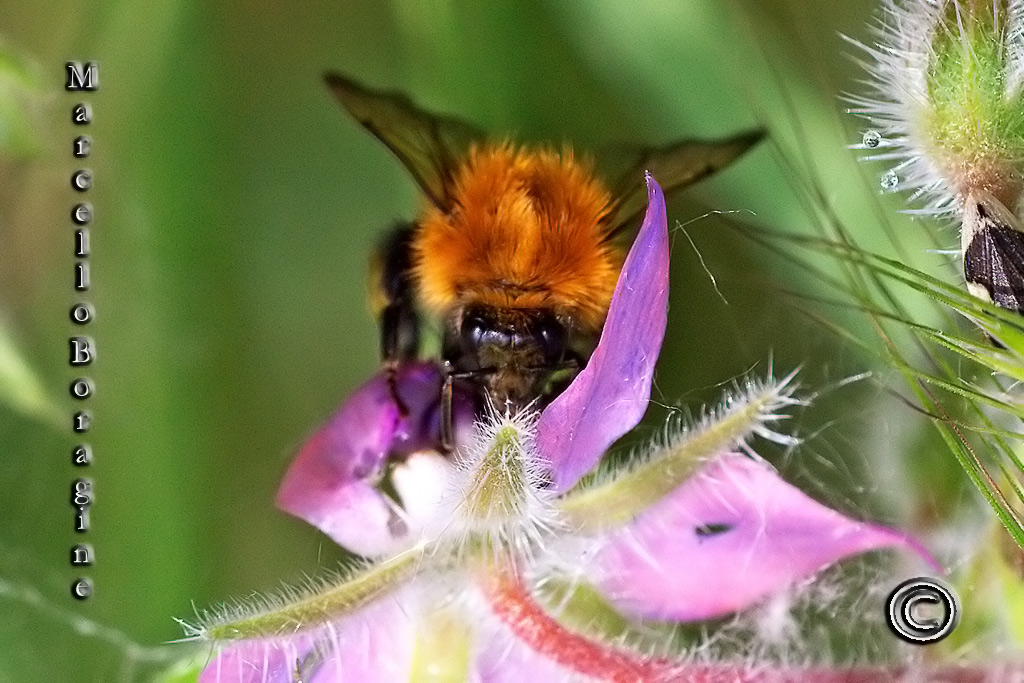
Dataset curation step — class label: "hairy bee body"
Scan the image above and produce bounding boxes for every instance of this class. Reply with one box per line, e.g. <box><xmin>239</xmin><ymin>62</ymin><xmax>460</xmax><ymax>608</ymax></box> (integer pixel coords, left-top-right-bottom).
<box><xmin>325</xmin><ymin>73</ymin><xmax>761</xmax><ymax>429</ymax></box>
<box><xmin>415</xmin><ymin>144</ymin><xmax>622</xmax><ymax>408</ymax></box>
<box><xmin>415</xmin><ymin>144</ymin><xmax>620</xmax><ymax>331</ymax></box>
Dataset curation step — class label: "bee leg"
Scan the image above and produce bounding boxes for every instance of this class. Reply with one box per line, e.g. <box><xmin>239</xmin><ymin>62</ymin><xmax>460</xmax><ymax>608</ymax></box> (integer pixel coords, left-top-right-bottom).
<box><xmin>385</xmin><ymin>361</ymin><xmax>408</xmax><ymax>418</ymax></box>
<box><xmin>440</xmin><ymin>369</ymin><xmax>455</xmax><ymax>454</ymax></box>
<box><xmin>374</xmin><ymin>224</ymin><xmax>421</xmax><ymax>417</ymax></box>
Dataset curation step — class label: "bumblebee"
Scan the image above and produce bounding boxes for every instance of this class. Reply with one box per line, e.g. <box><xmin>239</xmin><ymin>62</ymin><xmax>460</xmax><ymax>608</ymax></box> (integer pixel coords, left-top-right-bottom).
<box><xmin>325</xmin><ymin>73</ymin><xmax>761</xmax><ymax>444</ymax></box>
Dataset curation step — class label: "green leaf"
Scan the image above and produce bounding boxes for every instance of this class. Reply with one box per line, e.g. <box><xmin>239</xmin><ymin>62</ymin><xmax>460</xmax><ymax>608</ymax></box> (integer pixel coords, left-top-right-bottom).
<box><xmin>0</xmin><ymin>42</ymin><xmax>45</xmax><ymax>159</ymax></box>
<box><xmin>0</xmin><ymin>324</ymin><xmax>62</xmax><ymax>429</ymax></box>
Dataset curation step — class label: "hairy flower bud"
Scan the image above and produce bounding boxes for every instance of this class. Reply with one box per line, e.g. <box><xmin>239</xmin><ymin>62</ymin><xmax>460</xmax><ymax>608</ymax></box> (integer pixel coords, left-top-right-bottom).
<box><xmin>851</xmin><ymin>0</ymin><xmax>1024</xmax><ymax>313</ymax></box>
<box><xmin>851</xmin><ymin>0</ymin><xmax>1024</xmax><ymax>214</ymax></box>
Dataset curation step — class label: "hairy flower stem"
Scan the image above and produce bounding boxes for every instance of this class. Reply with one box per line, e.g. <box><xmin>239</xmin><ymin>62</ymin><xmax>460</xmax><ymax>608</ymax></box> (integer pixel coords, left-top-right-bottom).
<box><xmin>201</xmin><ymin>545</ymin><xmax>427</xmax><ymax>641</ymax></box>
<box><xmin>194</xmin><ymin>534</ymin><xmax>522</xmax><ymax>644</ymax></box>
<box><xmin>557</xmin><ymin>379</ymin><xmax>794</xmax><ymax>532</ymax></box>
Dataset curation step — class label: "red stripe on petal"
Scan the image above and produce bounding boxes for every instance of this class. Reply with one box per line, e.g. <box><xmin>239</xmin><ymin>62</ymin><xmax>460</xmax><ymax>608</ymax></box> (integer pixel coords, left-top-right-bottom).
<box><xmin>484</xmin><ymin>572</ymin><xmax>677</xmax><ymax>682</ymax></box>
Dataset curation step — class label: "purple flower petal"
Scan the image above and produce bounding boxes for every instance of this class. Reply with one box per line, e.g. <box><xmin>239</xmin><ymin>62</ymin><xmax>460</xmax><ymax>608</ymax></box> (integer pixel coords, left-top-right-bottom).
<box><xmin>536</xmin><ymin>174</ymin><xmax>669</xmax><ymax>492</ymax></box>
<box><xmin>587</xmin><ymin>453</ymin><xmax>939</xmax><ymax>622</ymax></box>
<box><xmin>276</xmin><ymin>362</ymin><xmax>454</xmax><ymax>557</ymax></box>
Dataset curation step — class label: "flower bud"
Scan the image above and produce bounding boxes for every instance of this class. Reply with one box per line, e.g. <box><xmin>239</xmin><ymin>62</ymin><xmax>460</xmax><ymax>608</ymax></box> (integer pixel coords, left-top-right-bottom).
<box><xmin>852</xmin><ymin>0</ymin><xmax>1024</xmax><ymax>215</ymax></box>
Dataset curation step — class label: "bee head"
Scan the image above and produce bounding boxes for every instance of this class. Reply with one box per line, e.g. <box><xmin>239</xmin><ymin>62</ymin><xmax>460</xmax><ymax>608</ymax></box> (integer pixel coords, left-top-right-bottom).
<box><xmin>446</xmin><ymin>306</ymin><xmax>570</xmax><ymax>407</ymax></box>
<box><xmin>459</xmin><ymin>307</ymin><xmax>567</xmax><ymax>365</ymax></box>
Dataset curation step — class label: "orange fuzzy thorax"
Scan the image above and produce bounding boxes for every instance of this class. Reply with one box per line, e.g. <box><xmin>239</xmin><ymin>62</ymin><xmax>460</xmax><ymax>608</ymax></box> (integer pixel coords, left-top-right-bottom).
<box><xmin>413</xmin><ymin>144</ymin><xmax>620</xmax><ymax>332</ymax></box>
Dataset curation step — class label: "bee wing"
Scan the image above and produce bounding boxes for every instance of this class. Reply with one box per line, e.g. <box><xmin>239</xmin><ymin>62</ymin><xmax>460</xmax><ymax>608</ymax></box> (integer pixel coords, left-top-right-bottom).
<box><xmin>602</xmin><ymin>130</ymin><xmax>764</xmax><ymax>239</ymax></box>
<box><xmin>962</xmin><ymin>192</ymin><xmax>1024</xmax><ymax>312</ymax></box>
<box><xmin>324</xmin><ymin>72</ymin><xmax>487</xmax><ymax>210</ymax></box>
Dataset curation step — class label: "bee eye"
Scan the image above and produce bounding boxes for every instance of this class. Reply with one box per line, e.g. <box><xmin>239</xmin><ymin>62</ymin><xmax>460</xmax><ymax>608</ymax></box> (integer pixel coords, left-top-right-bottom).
<box><xmin>534</xmin><ymin>315</ymin><xmax>567</xmax><ymax>364</ymax></box>
<box><xmin>460</xmin><ymin>310</ymin><xmax>492</xmax><ymax>351</ymax></box>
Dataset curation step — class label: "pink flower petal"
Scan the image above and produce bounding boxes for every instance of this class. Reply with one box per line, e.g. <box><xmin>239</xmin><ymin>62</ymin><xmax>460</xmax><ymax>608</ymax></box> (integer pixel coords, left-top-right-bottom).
<box><xmin>536</xmin><ymin>174</ymin><xmax>669</xmax><ymax>492</ymax></box>
<box><xmin>473</xmin><ymin>628</ymin><xmax>581</xmax><ymax>683</ymax></box>
<box><xmin>276</xmin><ymin>362</ymin><xmax>457</xmax><ymax>557</ymax></box>
<box><xmin>307</xmin><ymin>595</ymin><xmax>418</xmax><ymax>682</ymax></box>
<box><xmin>199</xmin><ymin>595</ymin><xmax>417</xmax><ymax>683</ymax></box>
<box><xmin>199</xmin><ymin>635</ymin><xmax>317</xmax><ymax>683</ymax></box>
<box><xmin>588</xmin><ymin>454</ymin><xmax>939</xmax><ymax>622</ymax></box>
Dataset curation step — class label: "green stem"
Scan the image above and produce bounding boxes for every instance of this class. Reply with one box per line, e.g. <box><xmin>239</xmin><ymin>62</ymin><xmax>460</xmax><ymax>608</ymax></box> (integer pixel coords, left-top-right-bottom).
<box><xmin>558</xmin><ymin>380</ymin><xmax>792</xmax><ymax>533</ymax></box>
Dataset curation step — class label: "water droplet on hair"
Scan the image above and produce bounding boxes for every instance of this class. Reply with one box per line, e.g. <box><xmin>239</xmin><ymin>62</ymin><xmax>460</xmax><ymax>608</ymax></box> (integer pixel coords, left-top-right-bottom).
<box><xmin>880</xmin><ymin>170</ymin><xmax>899</xmax><ymax>189</ymax></box>
<box><xmin>862</xmin><ymin>130</ymin><xmax>882</xmax><ymax>148</ymax></box>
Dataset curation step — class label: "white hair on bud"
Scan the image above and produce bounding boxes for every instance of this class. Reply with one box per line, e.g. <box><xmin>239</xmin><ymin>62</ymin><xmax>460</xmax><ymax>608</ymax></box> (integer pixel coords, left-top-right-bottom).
<box><xmin>845</xmin><ymin>0</ymin><xmax>956</xmax><ymax>215</ymax></box>
<box><xmin>1005</xmin><ymin>0</ymin><xmax>1024</xmax><ymax>95</ymax></box>
<box><xmin>438</xmin><ymin>402</ymin><xmax>560</xmax><ymax>562</ymax></box>
<box><xmin>848</xmin><ymin>0</ymin><xmax>1024</xmax><ymax>222</ymax></box>
<box><xmin>656</xmin><ymin>367</ymin><xmax>804</xmax><ymax>459</ymax></box>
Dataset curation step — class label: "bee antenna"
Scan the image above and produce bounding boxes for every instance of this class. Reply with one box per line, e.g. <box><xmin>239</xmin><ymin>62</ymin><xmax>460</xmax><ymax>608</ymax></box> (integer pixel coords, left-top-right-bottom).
<box><xmin>440</xmin><ymin>372</ymin><xmax>455</xmax><ymax>453</ymax></box>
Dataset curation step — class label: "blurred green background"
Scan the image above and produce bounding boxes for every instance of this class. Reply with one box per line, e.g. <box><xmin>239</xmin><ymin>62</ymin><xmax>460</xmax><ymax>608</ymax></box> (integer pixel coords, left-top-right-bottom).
<box><xmin>0</xmin><ymin>1</ymin><xmax>981</xmax><ymax>680</ymax></box>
